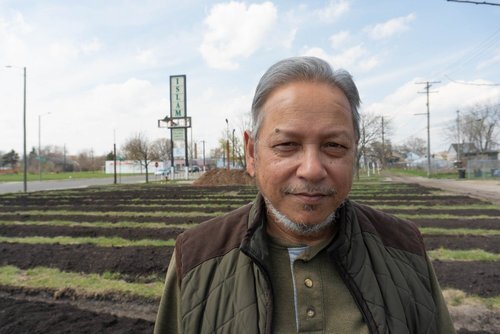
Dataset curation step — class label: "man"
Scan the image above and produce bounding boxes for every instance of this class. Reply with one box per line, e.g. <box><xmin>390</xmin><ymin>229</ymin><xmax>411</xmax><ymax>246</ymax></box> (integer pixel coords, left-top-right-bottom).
<box><xmin>154</xmin><ymin>56</ymin><xmax>456</xmax><ymax>333</ymax></box>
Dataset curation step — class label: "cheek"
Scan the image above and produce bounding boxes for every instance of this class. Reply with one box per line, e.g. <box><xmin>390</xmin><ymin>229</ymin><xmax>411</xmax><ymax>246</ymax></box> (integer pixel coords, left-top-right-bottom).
<box><xmin>254</xmin><ymin>155</ymin><xmax>291</xmax><ymax>185</ymax></box>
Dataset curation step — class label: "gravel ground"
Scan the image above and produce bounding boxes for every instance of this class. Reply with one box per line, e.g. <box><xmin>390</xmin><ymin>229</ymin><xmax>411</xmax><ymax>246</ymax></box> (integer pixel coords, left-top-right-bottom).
<box><xmin>384</xmin><ymin>175</ymin><xmax>500</xmax><ymax>205</ymax></box>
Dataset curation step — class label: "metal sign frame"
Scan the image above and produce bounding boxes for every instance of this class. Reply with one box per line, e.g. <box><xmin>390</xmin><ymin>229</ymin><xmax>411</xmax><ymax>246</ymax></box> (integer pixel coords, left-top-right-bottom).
<box><xmin>169</xmin><ymin>75</ymin><xmax>190</xmax><ymax>168</ymax></box>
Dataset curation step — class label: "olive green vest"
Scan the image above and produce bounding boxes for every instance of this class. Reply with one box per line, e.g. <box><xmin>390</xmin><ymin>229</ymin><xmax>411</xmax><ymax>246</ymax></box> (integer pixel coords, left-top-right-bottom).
<box><xmin>174</xmin><ymin>196</ymin><xmax>442</xmax><ymax>333</ymax></box>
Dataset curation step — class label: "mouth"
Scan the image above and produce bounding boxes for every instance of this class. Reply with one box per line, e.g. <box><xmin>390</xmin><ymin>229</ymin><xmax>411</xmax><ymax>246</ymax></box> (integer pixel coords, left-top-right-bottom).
<box><xmin>282</xmin><ymin>185</ymin><xmax>337</xmax><ymax>206</ymax></box>
<box><xmin>293</xmin><ymin>192</ymin><xmax>328</xmax><ymax>205</ymax></box>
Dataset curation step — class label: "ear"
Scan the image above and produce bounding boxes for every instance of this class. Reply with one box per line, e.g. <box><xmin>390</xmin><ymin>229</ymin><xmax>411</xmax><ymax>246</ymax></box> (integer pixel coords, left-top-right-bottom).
<box><xmin>244</xmin><ymin>130</ymin><xmax>256</xmax><ymax>177</ymax></box>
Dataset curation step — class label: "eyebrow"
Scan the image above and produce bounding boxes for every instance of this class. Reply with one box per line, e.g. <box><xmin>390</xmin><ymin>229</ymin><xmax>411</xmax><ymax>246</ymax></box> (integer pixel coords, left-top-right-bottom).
<box><xmin>267</xmin><ymin>127</ymin><xmax>352</xmax><ymax>140</ymax></box>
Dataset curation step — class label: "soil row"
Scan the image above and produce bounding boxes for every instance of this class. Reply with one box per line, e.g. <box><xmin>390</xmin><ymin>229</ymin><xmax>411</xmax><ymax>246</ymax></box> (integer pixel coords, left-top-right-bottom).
<box><xmin>1</xmin><ymin>225</ymin><xmax>499</xmax><ymax>253</ymax></box>
<box><xmin>1</xmin><ymin>214</ymin><xmax>498</xmax><ymax>230</ymax></box>
<box><xmin>0</xmin><ymin>242</ymin><xmax>498</xmax><ymax>298</ymax></box>
<box><xmin>0</xmin><ymin>296</ymin><xmax>154</xmax><ymax>334</ymax></box>
<box><xmin>0</xmin><ymin>243</ymin><xmax>172</xmax><ymax>279</ymax></box>
<box><xmin>0</xmin><ymin>213</ymin><xmax>213</xmax><ymax>224</ymax></box>
<box><xmin>1</xmin><ymin>206</ymin><xmax>498</xmax><ymax>217</ymax></box>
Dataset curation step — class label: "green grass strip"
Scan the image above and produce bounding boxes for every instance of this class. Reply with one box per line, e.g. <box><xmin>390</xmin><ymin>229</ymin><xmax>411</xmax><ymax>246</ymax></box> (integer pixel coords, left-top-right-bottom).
<box><xmin>0</xmin><ymin>236</ymin><xmax>175</xmax><ymax>247</ymax></box>
<box><xmin>0</xmin><ymin>220</ymin><xmax>195</xmax><ymax>229</ymax></box>
<box><xmin>443</xmin><ymin>288</ymin><xmax>500</xmax><ymax>309</ymax></box>
<box><xmin>0</xmin><ymin>210</ymin><xmax>223</xmax><ymax>217</ymax></box>
<box><xmin>394</xmin><ymin>214</ymin><xmax>497</xmax><ymax>220</ymax></box>
<box><xmin>420</xmin><ymin>227</ymin><xmax>500</xmax><ymax>236</ymax></box>
<box><xmin>428</xmin><ymin>248</ymin><xmax>500</xmax><ymax>261</ymax></box>
<box><xmin>0</xmin><ymin>265</ymin><xmax>163</xmax><ymax>298</ymax></box>
<box><xmin>373</xmin><ymin>204</ymin><xmax>499</xmax><ymax>210</ymax></box>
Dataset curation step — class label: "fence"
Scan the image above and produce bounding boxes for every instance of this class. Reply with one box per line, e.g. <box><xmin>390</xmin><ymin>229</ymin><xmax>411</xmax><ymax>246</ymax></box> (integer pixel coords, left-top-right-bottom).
<box><xmin>466</xmin><ymin>160</ymin><xmax>500</xmax><ymax>178</ymax></box>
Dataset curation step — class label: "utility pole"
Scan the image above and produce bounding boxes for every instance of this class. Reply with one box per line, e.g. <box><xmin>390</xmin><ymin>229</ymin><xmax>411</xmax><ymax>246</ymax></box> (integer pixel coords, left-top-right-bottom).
<box><xmin>113</xmin><ymin>129</ymin><xmax>117</xmax><ymax>184</ymax></box>
<box><xmin>201</xmin><ymin>140</ymin><xmax>206</xmax><ymax>170</ymax></box>
<box><xmin>381</xmin><ymin>117</ymin><xmax>385</xmax><ymax>168</ymax></box>
<box><xmin>456</xmin><ymin>110</ymin><xmax>461</xmax><ymax>164</ymax></box>
<box><xmin>225</xmin><ymin>119</ymin><xmax>230</xmax><ymax>170</ymax></box>
<box><xmin>415</xmin><ymin>81</ymin><xmax>440</xmax><ymax>177</ymax></box>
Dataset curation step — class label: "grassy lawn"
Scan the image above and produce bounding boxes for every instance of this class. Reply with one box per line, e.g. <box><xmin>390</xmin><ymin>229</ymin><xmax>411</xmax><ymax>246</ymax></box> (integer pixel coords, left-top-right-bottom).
<box><xmin>385</xmin><ymin>168</ymin><xmax>460</xmax><ymax>179</ymax></box>
<box><xmin>0</xmin><ymin>265</ymin><xmax>163</xmax><ymax>299</ymax></box>
<box><xmin>0</xmin><ymin>171</ymin><xmax>116</xmax><ymax>182</ymax></box>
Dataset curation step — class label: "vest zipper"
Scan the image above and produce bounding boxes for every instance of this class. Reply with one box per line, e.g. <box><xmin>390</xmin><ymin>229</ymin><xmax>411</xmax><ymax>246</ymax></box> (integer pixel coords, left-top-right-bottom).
<box><xmin>240</xmin><ymin>247</ymin><xmax>274</xmax><ymax>334</ymax></box>
<box><xmin>332</xmin><ymin>255</ymin><xmax>379</xmax><ymax>334</ymax></box>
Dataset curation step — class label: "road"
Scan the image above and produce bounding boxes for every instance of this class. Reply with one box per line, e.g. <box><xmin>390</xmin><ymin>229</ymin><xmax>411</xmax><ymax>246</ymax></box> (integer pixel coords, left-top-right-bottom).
<box><xmin>0</xmin><ymin>175</ymin><xmax>150</xmax><ymax>194</ymax></box>
<box><xmin>386</xmin><ymin>175</ymin><xmax>500</xmax><ymax>205</ymax></box>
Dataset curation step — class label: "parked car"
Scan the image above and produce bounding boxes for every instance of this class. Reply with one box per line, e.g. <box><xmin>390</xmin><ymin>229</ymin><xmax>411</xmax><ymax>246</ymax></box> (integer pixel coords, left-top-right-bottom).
<box><xmin>154</xmin><ymin>168</ymin><xmax>171</xmax><ymax>176</ymax></box>
<box><xmin>189</xmin><ymin>165</ymin><xmax>201</xmax><ymax>173</ymax></box>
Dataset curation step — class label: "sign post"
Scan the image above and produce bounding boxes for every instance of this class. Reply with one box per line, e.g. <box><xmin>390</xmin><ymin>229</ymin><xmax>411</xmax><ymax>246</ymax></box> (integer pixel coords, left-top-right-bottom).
<box><xmin>158</xmin><ymin>75</ymin><xmax>191</xmax><ymax>177</ymax></box>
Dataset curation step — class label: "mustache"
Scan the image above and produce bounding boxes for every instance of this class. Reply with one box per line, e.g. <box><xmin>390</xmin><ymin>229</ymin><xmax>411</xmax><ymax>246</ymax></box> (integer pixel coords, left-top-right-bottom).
<box><xmin>281</xmin><ymin>184</ymin><xmax>337</xmax><ymax>196</ymax></box>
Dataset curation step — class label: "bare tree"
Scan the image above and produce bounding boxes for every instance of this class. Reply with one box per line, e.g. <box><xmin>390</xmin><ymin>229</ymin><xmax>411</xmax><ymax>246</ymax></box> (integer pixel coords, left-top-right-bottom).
<box><xmin>444</xmin><ymin>102</ymin><xmax>499</xmax><ymax>152</ymax></box>
<box><xmin>395</xmin><ymin>136</ymin><xmax>427</xmax><ymax>157</ymax></box>
<box><xmin>357</xmin><ymin>112</ymin><xmax>393</xmax><ymax>176</ymax></box>
<box><xmin>462</xmin><ymin>103</ymin><xmax>499</xmax><ymax>152</ymax></box>
<box><xmin>122</xmin><ymin>133</ymin><xmax>159</xmax><ymax>183</ymax></box>
<box><xmin>151</xmin><ymin>138</ymin><xmax>172</xmax><ymax>162</ymax></box>
<box><xmin>75</xmin><ymin>149</ymin><xmax>106</xmax><ymax>172</ymax></box>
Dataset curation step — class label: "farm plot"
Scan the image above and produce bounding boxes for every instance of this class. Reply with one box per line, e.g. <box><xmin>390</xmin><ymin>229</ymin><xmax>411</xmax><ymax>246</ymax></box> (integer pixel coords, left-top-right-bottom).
<box><xmin>0</xmin><ymin>179</ymin><xmax>498</xmax><ymax>333</ymax></box>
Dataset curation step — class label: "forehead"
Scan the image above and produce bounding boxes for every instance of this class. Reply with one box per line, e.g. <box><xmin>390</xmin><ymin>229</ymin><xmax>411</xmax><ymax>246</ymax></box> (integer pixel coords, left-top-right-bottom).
<box><xmin>259</xmin><ymin>81</ymin><xmax>353</xmax><ymax>135</ymax></box>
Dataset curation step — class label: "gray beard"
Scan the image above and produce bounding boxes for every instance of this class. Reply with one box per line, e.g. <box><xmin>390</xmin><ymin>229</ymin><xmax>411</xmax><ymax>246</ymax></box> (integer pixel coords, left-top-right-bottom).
<box><xmin>264</xmin><ymin>197</ymin><xmax>338</xmax><ymax>236</ymax></box>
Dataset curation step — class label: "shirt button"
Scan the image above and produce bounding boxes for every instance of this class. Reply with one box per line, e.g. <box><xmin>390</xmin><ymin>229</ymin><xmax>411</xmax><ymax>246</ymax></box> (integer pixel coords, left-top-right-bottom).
<box><xmin>304</xmin><ymin>278</ymin><xmax>313</xmax><ymax>288</ymax></box>
<box><xmin>306</xmin><ymin>308</ymin><xmax>315</xmax><ymax>318</ymax></box>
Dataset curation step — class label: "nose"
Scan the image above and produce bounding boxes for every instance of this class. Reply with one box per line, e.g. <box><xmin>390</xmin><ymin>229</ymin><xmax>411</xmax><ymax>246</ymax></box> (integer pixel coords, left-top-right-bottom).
<box><xmin>296</xmin><ymin>146</ymin><xmax>327</xmax><ymax>182</ymax></box>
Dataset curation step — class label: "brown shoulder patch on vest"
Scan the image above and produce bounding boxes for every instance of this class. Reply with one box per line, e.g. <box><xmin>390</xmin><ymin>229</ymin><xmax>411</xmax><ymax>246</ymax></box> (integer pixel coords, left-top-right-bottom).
<box><xmin>352</xmin><ymin>202</ymin><xmax>425</xmax><ymax>256</ymax></box>
<box><xmin>175</xmin><ymin>203</ymin><xmax>253</xmax><ymax>280</ymax></box>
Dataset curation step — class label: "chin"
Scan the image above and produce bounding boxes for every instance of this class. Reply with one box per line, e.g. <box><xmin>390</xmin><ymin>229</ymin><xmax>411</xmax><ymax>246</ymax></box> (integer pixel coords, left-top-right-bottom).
<box><xmin>266</xmin><ymin>198</ymin><xmax>337</xmax><ymax>236</ymax></box>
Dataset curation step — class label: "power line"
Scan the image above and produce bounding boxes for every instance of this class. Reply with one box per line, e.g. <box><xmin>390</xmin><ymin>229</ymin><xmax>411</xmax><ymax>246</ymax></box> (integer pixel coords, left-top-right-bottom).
<box><xmin>430</xmin><ymin>28</ymin><xmax>500</xmax><ymax>80</ymax></box>
<box><xmin>445</xmin><ymin>75</ymin><xmax>500</xmax><ymax>86</ymax></box>
<box><xmin>447</xmin><ymin>0</ymin><xmax>500</xmax><ymax>6</ymax></box>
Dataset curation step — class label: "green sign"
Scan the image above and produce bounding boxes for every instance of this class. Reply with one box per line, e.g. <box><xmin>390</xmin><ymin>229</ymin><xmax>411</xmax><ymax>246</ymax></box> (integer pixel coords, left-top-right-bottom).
<box><xmin>170</xmin><ymin>75</ymin><xmax>186</xmax><ymax>118</ymax></box>
<box><xmin>172</xmin><ymin>128</ymin><xmax>185</xmax><ymax>141</ymax></box>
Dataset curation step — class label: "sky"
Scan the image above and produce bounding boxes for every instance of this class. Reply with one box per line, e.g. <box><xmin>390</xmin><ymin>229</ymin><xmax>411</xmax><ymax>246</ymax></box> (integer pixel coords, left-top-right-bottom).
<box><xmin>1</xmin><ymin>0</ymin><xmax>499</xmax><ymax>159</ymax></box>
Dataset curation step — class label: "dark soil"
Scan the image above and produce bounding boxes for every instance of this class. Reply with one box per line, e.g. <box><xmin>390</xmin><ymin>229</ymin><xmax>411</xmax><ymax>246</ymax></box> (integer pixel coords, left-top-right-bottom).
<box><xmin>385</xmin><ymin>208</ymin><xmax>500</xmax><ymax>217</ymax></box>
<box><xmin>0</xmin><ymin>213</ymin><xmax>213</xmax><ymax>224</ymax></box>
<box><xmin>0</xmin><ymin>243</ymin><xmax>173</xmax><ymax>279</ymax></box>
<box><xmin>414</xmin><ymin>218</ymin><xmax>499</xmax><ymax>230</ymax></box>
<box><xmin>433</xmin><ymin>261</ymin><xmax>500</xmax><ymax>297</ymax></box>
<box><xmin>424</xmin><ymin>235</ymin><xmax>500</xmax><ymax>253</ymax></box>
<box><xmin>0</xmin><ymin>296</ymin><xmax>154</xmax><ymax>334</ymax></box>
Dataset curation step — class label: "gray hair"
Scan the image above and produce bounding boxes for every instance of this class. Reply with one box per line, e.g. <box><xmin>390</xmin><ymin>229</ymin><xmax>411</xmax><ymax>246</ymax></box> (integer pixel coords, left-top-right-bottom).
<box><xmin>250</xmin><ymin>56</ymin><xmax>361</xmax><ymax>141</ymax></box>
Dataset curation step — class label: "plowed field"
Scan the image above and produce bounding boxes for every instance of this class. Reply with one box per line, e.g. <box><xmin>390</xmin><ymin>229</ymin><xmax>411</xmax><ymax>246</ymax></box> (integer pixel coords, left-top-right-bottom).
<box><xmin>0</xmin><ymin>178</ymin><xmax>498</xmax><ymax>333</ymax></box>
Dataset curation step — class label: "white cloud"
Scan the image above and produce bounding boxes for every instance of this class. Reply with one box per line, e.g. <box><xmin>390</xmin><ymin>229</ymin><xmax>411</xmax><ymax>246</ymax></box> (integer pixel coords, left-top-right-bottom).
<box><xmin>39</xmin><ymin>78</ymin><xmax>169</xmax><ymax>154</ymax></box>
<box><xmin>329</xmin><ymin>31</ymin><xmax>350</xmax><ymax>49</ymax></box>
<box><xmin>316</xmin><ymin>0</ymin><xmax>349</xmax><ymax>22</ymax></box>
<box><xmin>136</xmin><ymin>48</ymin><xmax>156</xmax><ymax>64</ymax></box>
<box><xmin>363</xmin><ymin>79</ymin><xmax>500</xmax><ymax>152</ymax></box>
<box><xmin>303</xmin><ymin>44</ymin><xmax>379</xmax><ymax>72</ymax></box>
<box><xmin>358</xmin><ymin>56</ymin><xmax>379</xmax><ymax>71</ymax></box>
<box><xmin>200</xmin><ymin>2</ymin><xmax>277</xmax><ymax>70</ymax></box>
<box><xmin>0</xmin><ymin>12</ymin><xmax>31</xmax><ymax>63</ymax></box>
<box><xmin>281</xmin><ymin>28</ymin><xmax>298</xmax><ymax>49</ymax></box>
<box><xmin>81</xmin><ymin>38</ymin><xmax>101</xmax><ymax>55</ymax></box>
<box><xmin>366</xmin><ymin>13</ymin><xmax>416</xmax><ymax>40</ymax></box>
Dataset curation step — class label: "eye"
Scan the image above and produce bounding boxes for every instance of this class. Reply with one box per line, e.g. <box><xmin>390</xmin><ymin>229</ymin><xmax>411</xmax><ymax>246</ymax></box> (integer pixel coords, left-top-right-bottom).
<box><xmin>272</xmin><ymin>142</ymin><xmax>299</xmax><ymax>152</ymax></box>
<box><xmin>323</xmin><ymin>142</ymin><xmax>347</xmax><ymax>154</ymax></box>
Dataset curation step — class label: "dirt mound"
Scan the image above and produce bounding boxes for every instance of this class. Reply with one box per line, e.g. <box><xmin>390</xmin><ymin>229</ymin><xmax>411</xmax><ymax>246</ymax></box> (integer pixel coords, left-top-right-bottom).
<box><xmin>193</xmin><ymin>168</ymin><xmax>255</xmax><ymax>186</ymax></box>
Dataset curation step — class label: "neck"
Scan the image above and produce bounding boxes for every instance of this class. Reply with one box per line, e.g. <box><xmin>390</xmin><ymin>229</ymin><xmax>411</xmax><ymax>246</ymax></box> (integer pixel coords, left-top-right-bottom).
<box><xmin>266</xmin><ymin>215</ymin><xmax>336</xmax><ymax>247</ymax></box>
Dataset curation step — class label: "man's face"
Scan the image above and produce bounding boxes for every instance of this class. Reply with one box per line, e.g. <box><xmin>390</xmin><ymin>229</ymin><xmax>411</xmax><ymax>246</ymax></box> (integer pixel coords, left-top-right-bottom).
<box><xmin>245</xmin><ymin>81</ymin><xmax>357</xmax><ymax>230</ymax></box>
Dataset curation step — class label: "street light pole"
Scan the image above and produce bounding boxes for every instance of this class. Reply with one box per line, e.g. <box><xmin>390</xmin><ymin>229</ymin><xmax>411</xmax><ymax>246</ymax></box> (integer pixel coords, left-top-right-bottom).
<box><xmin>225</xmin><ymin>119</ymin><xmax>230</xmax><ymax>170</ymax></box>
<box><xmin>232</xmin><ymin>129</ymin><xmax>235</xmax><ymax>167</ymax></box>
<box><xmin>23</xmin><ymin>66</ymin><xmax>27</xmax><ymax>192</ymax></box>
<box><xmin>6</xmin><ymin>65</ymin><xmax>27</xmax><ymax>192</ymax></box>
